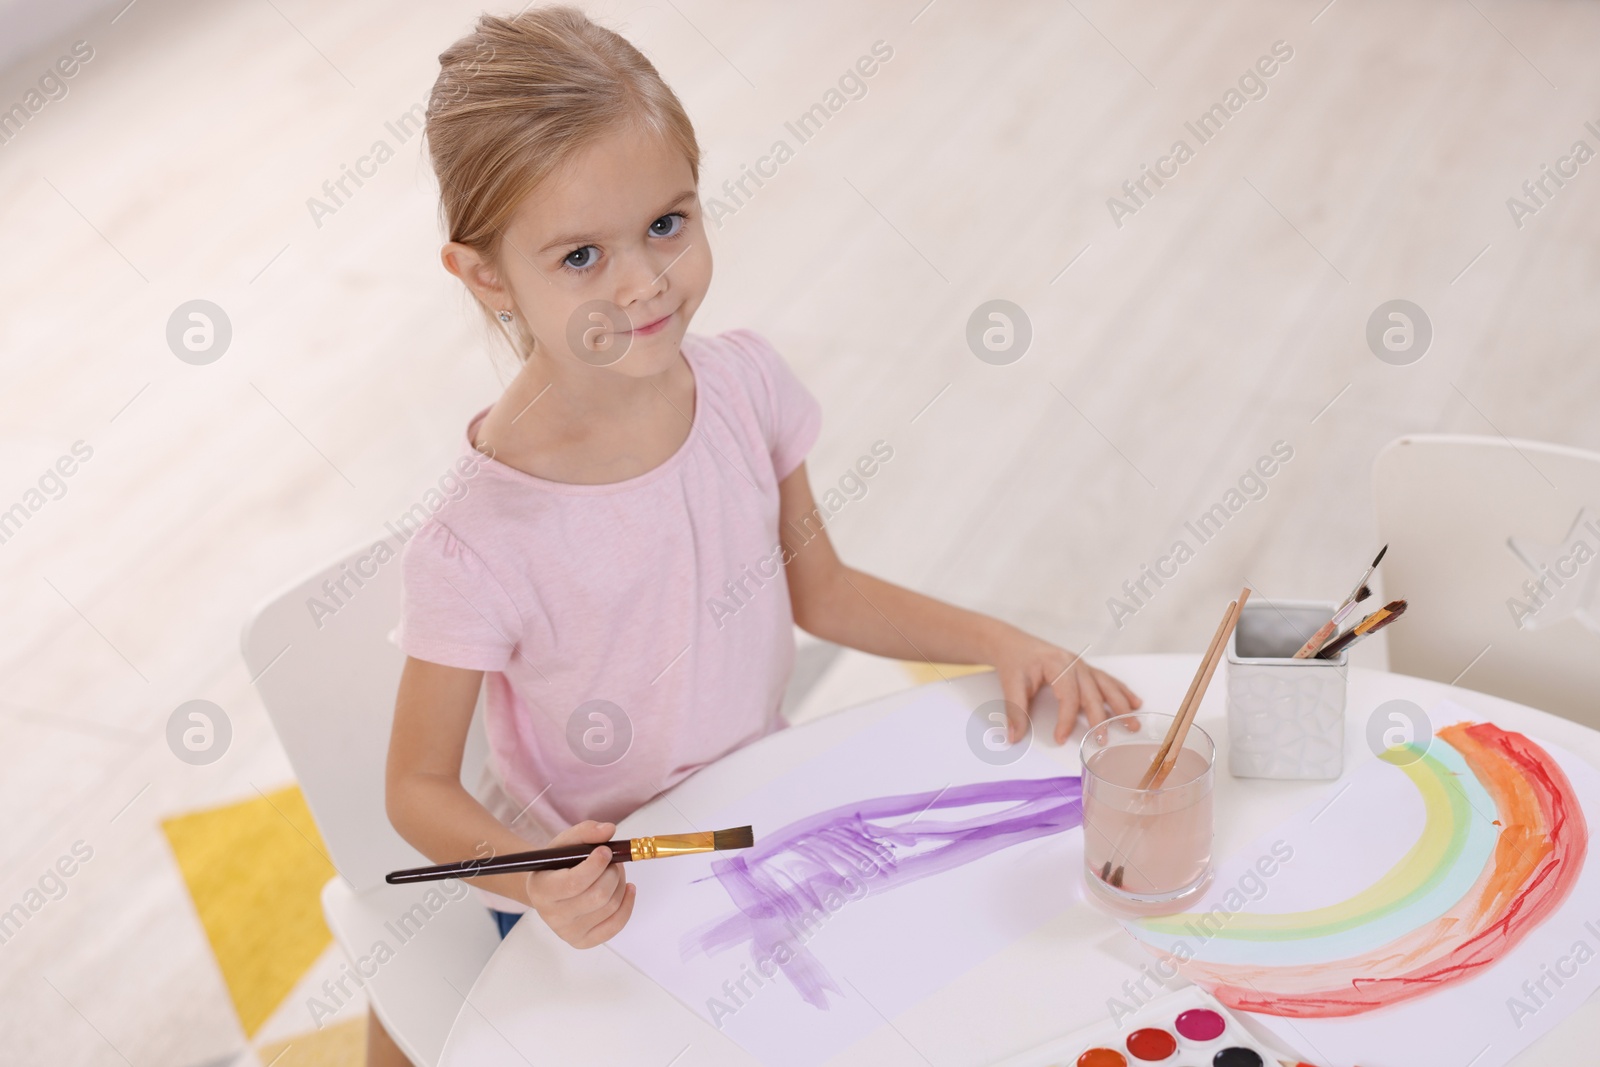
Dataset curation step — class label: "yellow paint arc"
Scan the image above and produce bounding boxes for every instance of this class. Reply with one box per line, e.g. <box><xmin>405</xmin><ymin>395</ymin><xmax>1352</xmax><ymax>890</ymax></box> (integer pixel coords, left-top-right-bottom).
<box><xmin>1142</xmin><ymin>746</ymin><xmax>1473</xmax><ymax>939</ymax></box>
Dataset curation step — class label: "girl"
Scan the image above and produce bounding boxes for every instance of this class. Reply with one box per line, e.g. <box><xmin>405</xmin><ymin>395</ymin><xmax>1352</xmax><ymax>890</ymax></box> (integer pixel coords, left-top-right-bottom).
<box><xmin>383</xmin><ymin>7</ymin><xmax>1139</xmax><ymax>1064</ymax></box>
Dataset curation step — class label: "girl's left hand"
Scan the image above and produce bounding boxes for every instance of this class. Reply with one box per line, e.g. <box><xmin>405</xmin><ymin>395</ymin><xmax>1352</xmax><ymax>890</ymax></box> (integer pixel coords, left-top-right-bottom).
<box><xmin>986</xmin><ymin>625</ymin><xmax>1141</xmax><ymax>745</ymax></box>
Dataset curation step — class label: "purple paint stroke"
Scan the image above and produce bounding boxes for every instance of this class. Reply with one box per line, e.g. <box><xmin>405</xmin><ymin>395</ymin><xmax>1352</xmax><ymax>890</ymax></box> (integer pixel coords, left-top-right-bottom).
<box><xmin>680</xmin><ymin>776</ymin><xmax>1083</xmax><ymax>1009</ymax></box>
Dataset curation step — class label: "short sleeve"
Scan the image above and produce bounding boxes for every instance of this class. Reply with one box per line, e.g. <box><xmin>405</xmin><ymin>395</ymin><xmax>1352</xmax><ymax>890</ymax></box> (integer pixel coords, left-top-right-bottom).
<box><xmin>396</xmin><ymin>520</ymin><xmax>521</xmax><ymax>671</ymax></box>
<box><xmin>725</xmin><ymin>328</ymin><xmax>822</xmax><ymax>481</ymax></box>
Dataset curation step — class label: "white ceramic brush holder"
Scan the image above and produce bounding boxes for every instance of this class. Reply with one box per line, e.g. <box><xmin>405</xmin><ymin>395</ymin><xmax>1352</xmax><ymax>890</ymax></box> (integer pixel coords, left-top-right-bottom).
<box><xmin>1225</xmin><ymin>598</ymin><xmax>1348</xmax><ymax>780</ymax></box>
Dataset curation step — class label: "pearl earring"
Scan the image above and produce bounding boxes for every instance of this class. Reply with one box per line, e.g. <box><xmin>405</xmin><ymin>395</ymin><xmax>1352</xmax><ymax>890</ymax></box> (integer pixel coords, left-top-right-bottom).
<box><xmin>496</xmin><ymin>310</ymin><xmax>513</xmax><ymax>323</ymax></box>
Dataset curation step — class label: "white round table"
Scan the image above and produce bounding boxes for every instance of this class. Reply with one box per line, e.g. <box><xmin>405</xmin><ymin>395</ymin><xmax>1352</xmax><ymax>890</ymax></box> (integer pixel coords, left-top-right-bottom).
<box><xmin>438</xmin><ymin>654</ymin><xmax>1600</xmax><ymax>1066</ymax></box>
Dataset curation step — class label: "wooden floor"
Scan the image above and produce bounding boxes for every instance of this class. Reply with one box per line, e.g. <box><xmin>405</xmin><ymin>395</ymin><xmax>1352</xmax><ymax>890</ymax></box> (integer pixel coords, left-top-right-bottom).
<box><xmin>2</xmin><ymin>0</ymin><xmax>1598</xmax><ymax>1062</ymax></box>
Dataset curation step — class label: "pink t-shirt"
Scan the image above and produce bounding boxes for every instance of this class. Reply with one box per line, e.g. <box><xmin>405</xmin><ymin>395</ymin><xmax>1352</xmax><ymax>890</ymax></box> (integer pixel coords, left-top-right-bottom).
<box><xmin>396</xmin><ymin>328</ymin><xmax>822</xmax><ymax>910</ymax></box>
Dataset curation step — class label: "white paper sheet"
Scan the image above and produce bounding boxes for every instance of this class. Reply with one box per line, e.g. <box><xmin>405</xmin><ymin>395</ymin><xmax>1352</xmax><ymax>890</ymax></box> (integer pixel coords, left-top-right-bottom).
<box><xmin>606</xmin><ymin>685</ymin><xmax>1085</xmax><ymax>1067</ymax></box>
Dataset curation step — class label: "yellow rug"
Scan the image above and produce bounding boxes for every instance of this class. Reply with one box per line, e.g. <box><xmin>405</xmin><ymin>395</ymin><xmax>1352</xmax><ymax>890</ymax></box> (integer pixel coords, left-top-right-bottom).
<box><xmin>900</xmin><ymin>661</ymin><xmax>993</xmax><ymax>686</ymax></box>
<box><xmin>257</xmin><ymin>1016</ymin><xmax>365</xmax><ymax>1067</ymax></box>
<box><xmin>162</xmin><ymin>785</ymin><xmax>336</xmax><ymax>1037</ymax></box>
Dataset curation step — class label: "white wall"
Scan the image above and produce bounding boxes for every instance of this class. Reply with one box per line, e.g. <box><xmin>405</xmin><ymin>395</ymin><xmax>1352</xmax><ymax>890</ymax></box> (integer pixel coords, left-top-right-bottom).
<box><xmin>0</xmin><ymin>0</ymin><xmax>121</xmax><ymax>74</ymax></box>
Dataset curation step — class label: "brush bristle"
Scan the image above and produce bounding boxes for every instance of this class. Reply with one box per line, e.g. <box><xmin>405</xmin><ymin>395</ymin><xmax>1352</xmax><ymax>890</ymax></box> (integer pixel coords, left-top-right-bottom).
<box><xmin>1373</xmin><ymin>544</ymin><xmax>1388</xmax><ymax>567</ymax></box>
<box><xmin>713</xmin><ymin>825</ymin><xmax>754</xmax><ymax>851</ymax></box>
<box><xmin>1356</xmin><ymin>584</ymin><xmax>1371</xmax><ymax>602</ymax></box>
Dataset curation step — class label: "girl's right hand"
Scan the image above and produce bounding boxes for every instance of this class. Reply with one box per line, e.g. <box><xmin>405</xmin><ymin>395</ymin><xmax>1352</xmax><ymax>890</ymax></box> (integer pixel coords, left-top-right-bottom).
<box><xmin>524</xmin><ymin>820</ymin><xmax>638</xmax><ymax>948</ymax></box>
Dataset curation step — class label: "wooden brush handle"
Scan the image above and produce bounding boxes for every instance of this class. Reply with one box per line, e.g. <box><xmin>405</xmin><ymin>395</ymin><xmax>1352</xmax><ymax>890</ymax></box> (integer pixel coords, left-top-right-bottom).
<box><xmin>386</xmin><ymin>839</ymin><xmax>632</xmax><ymax>884</ymax></box>
<box><xmin>1138</xmin><ymin>593</ymin><xmax>1241</xmax><ymax>790</ymax></box>
<box><xmin>1291</xmin><ymin>617</ymin><xmax>1337</xmax><ymax>659</ymax></box>
<box><xmin>1147</xmin><ymin>588</ymin><xmax>1248</xmax><ymax>789</ymax></box>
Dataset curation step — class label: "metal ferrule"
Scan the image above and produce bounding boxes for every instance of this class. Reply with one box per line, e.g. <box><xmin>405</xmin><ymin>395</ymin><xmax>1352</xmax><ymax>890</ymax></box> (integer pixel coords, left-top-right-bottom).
<box><xmin>629</xmin><ymin>831</ymin><xmax>716</xmax><ymax>861</ymax></box>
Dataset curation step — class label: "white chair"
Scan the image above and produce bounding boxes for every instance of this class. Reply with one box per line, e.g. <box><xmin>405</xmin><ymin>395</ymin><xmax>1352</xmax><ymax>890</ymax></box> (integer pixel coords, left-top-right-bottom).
<box><xmin>241</xmin><ymin>534</ymin><xmax>501</xmax><ymax>1065</ymax></box>
<box><xmin>1373</xmin><ymin>434</ymin><xmax>1600</xmax><ymax>729</ymax></box>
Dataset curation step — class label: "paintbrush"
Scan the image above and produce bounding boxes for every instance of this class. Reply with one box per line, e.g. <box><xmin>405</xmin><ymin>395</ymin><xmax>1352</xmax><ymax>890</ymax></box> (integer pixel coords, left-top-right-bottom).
<box><xmin>385</xmin><ymin>826</ymin><xmax>754</xmax><ymax>884</ymax></box>
<box><xmin>1101</xmin><ymin>589</ymin><xmax>1246</xmax><ymax>889</ymax></box>
<box><xmin>1315</xmin><ymin>600</ymin><xmax>1407</xmax><ymax>660</ymax></box>
<box><xmin>1286</xmin><ymin>585</ymin><xmax>1376</xmax><ymax>659</ymax></box>
<box><xmin>1292</xmin><ymin>544</ymin><xmax>1388</xmax><ymax>658</ymax></box>
<box><xmin>1289</xmin><ymin>584</ymin><xmax>1370</xmax><ymax>659</ymax></box>
<box><xmin>1333</xmin><ymin>581</ymin><xmax>1375</xmax><ymax>626</ymax></box>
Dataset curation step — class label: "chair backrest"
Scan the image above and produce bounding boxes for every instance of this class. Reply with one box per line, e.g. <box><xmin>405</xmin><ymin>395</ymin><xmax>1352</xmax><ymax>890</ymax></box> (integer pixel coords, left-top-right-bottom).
<box><xmin>1373</xmin><ymin>434</ymin><xmax>1600</xmax><ymax>730</ymax></box>
<box><xmin>240</xmin><ymin>534</ymin><xmax>489</xmax><ymax>891</ymax></box>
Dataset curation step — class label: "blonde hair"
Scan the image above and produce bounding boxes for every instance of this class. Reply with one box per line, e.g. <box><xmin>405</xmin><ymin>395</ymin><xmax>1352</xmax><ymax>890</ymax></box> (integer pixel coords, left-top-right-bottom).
<box><xmin>425</xmin><ymin>6</ymin><xmax>703</xmax><ymax>360</ymax></box>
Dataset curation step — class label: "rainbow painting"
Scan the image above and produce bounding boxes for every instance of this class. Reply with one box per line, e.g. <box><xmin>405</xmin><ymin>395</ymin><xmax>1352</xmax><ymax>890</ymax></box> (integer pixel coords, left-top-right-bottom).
<box><xmin>1123</xmin><ymin>716</ymin><xmax>1600</xmax><ymax>1067</ymax></box>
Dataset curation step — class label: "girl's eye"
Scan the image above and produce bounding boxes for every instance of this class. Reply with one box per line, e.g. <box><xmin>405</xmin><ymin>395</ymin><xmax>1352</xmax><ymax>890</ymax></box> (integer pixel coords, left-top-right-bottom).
<box><xmin>563</xmin><ymin>246</ymin><xmax>598</xmax><ymax>271</ymax></box>
<box><xmin>650</xmin><ymin>211</ymin><xmax>688</xmax><ymax>239</ymax></box>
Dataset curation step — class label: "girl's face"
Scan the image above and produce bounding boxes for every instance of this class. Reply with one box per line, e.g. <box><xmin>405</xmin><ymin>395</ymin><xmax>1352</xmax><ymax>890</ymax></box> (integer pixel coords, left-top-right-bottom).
<box><xmin>471</xmin><ymin>124</ymin><xmax>711</xmax><ymax>379</ymax></box>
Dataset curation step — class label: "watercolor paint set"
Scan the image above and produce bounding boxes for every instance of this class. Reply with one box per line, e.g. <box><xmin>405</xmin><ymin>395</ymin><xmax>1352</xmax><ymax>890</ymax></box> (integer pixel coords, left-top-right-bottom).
<box><xmin>990</xmin><ymin>986</ymin><xmax>1298</xmax><ymax>1067</ymax></box>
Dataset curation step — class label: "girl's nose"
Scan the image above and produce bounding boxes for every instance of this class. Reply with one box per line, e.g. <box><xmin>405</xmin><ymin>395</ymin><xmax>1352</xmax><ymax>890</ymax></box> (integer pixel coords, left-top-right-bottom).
<box><xmin>615</xmin><ymin>246</ymin><xmax>672</xmax><ymax>306</ymax></box>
